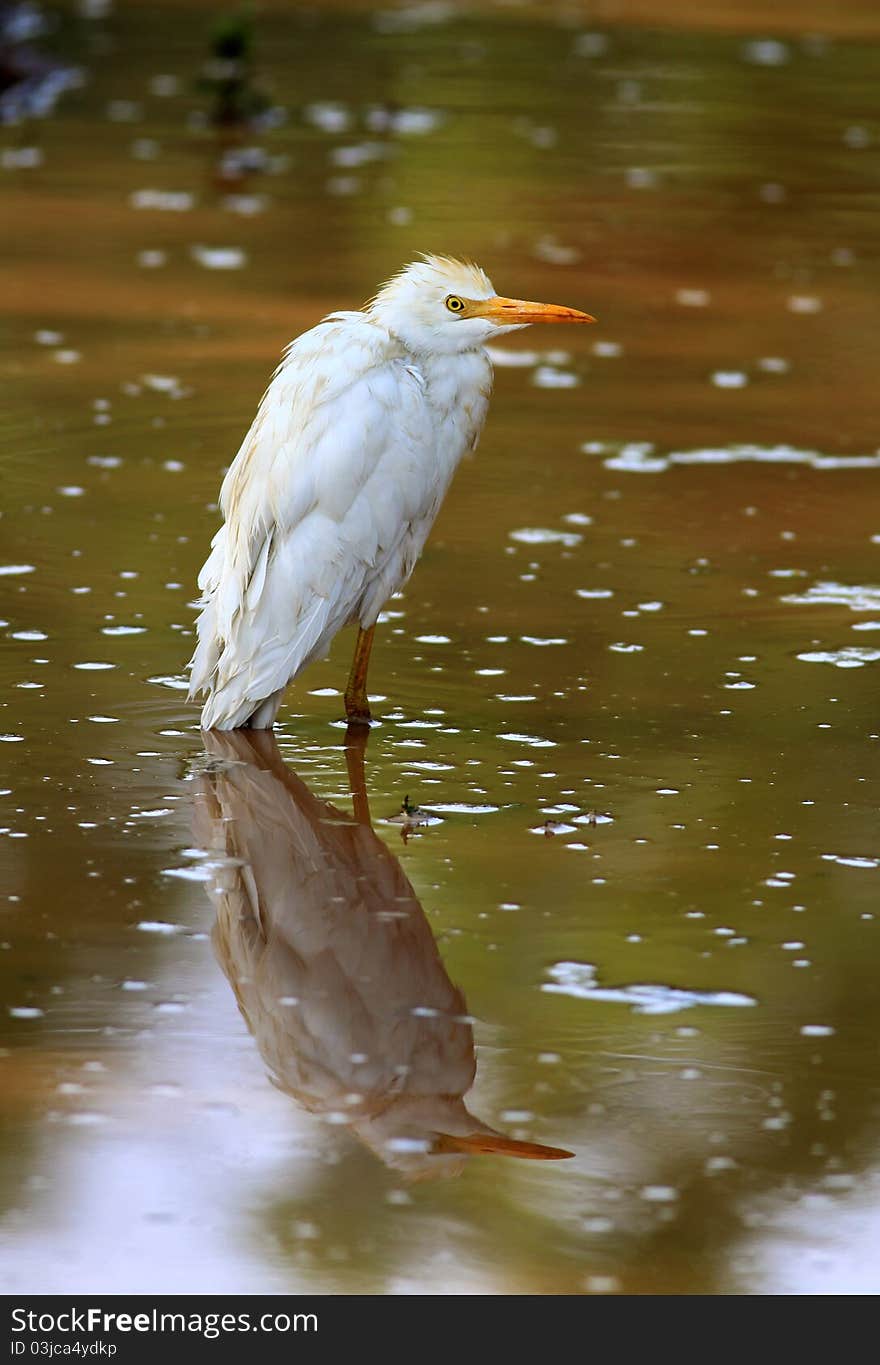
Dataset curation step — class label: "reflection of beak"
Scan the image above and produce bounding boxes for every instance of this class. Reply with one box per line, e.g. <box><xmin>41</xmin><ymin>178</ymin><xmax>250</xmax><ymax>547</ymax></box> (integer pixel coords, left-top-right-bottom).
<box><xmin>476</xmin><ymin>295</ymin><xmax>596</xmax><ymax>326</ymax></box>
<box><xmin>433</xmin><ymin>1131</ymin><xmax>574</xmax><ymax>1160</ymax></box>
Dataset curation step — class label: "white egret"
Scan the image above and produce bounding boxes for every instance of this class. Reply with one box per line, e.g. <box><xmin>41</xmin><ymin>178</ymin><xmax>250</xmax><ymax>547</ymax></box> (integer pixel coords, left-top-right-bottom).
<box><xmin>188</xmin><ymin>254</ymin><xmax>594</xmax><ymax>729</ymax></box>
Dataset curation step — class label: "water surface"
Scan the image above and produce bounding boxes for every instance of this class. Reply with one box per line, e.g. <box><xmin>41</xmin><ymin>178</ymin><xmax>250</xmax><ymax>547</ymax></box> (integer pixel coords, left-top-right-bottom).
<box><xmin>2</xmin><ymin>0</ymin><xmax>880</xmax><ymax>1294</ymax></box>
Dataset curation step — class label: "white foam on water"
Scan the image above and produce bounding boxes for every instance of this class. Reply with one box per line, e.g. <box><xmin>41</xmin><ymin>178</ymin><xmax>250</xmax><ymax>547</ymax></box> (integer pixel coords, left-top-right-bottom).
<box><xmin>543</xmin><ymin>961</ymin><xmax>757</xmax><ymax>1015</ymax></box>
<box><xmin>509</xmin><ymin>528</ymin><xmax>583</xmax><ymax>547</ymax></box>
<box><xmin>797</xmin><ymin>647</ymin><xmax>880</xmax><ymax>668</ymax></box>
<box><xmin>600</xmin><ymin>444</ymin><xmax>880</xmax><ymax>474</ymax></box>
<box><xmin>782</xmin><ymin>582</ymin><xmax>880</xmax><ymax>612</ymax></box>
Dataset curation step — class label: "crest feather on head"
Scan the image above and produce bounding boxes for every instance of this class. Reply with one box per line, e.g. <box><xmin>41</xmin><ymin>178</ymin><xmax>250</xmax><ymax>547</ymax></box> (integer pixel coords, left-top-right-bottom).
<box><xmin>367</xmin><ymin>254</ymin><xmax>494</xmax><ymax>311</ymax></box>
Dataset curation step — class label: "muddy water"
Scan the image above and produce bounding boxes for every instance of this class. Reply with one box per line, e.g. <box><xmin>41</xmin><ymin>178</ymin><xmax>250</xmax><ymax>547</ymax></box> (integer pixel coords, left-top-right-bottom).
<box><xmin>2</xmin><ymin>1</ymin><xmax>880</xmax><ymax>1294</ymax></box>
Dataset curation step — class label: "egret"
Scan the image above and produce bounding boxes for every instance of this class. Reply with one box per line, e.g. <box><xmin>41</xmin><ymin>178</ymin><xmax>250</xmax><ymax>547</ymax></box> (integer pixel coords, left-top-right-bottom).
<box><xmin>196</xmin><ymin>727</ymin><xmax>573</xmax><ymax>1175</ymax></box>
<box><xmin>188</xmin><ymin>254</ymin><xmax>594</xmax><ymax>729</ymax></box>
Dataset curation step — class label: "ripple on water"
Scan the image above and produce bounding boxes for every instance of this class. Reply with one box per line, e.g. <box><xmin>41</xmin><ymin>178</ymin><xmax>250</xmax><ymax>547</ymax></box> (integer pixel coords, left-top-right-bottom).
<box><xmin>423</xmin><ymin>802</ymin><xmax>500</xmax><ymax>814</ymax></box>
<box><xmin>599</xmin><ymin>444</ymin><xmax>880</xmax><ymax>474</ymax></box>
<box><xmin>190</xmin><ymin>245</ymin><xmax>247</xmax><ymax>271</ymax></box>
<box><xmin>532</xmin><ymin>366</ymin><xmax>580</xmax><ymax>389</ymax></box>
<box><xmin>161</xmin><ymin>854</ymin><xmax>245</xmax><ymax>881</ymax></box>
<box><xmin>303</xmin><ymin>101</ymin><xmax>350</xmax><ymax>133</ymax></box>
<box><xmin>711</xmin><ymin>371</ymin><xmax>748</xmax><ymax>389</ymax></box>
<box><xmin>484</xmin><ymin>346</ymin><xmax>539</xmax><ymax>368</ymax></box>
<box><xmin>742</xmin><ymin>38</ymin><xmax>789</xmax><ymax>66</ymax></box>
<box><xmin>675</xmin><ymin>288</ymin><xmax>711</xmax><ymax>307</ymax></box>
<box><xmin>499</xmin><ymin>732</ymin><xmax>556</xmax><ymax>748</ymax></box>
<box><xmin>782</xmin><ymin>582</ymin><xmax>880</xmax><ymax>613</ymax></box>
<box><xmin>509</xmin><ymin>528</ymin><xmax>583</xmax><ymax>547</ymax></box>
<box><xmin>797</xmin><ymin>647</ymin><xmax>880</xmax><ymax>669</ymax></box>
<box><xmin>130</xmin><ymin>189</ymin><xmax>194</xmax><ymax>211</ymax></box>
<box><xmin>543</xmin><ymin>962</ymin><xmax>757</xmax><ymax>1015</ymax></box>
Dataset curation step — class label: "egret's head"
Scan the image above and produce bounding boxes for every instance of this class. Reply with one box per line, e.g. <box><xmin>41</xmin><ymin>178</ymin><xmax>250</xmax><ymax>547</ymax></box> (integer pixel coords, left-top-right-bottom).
<box><xmin>367</xmin><ymin>254</ymin><xmax>594</xmax><ymax>355</ymax></box>
<box><xmin>354</xmin><ymin>1096</ymin><xmax>574</xmax><ymax>1182</ymax></box>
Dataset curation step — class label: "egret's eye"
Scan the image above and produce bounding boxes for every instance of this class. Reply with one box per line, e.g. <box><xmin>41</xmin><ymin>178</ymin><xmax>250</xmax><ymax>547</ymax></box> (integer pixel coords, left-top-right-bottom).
<box><xmin>445</xmin><ymin>295</ymin><xmax>466</xmax><ymax>314</ymax></box>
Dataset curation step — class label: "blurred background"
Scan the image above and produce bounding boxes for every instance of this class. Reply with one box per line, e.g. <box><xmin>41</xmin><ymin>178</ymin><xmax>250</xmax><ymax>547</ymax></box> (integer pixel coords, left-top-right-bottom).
<box><xmin>2</xmin><ymin>0</ymin><xmax>880</xmax><ymax>1295</ymax></box>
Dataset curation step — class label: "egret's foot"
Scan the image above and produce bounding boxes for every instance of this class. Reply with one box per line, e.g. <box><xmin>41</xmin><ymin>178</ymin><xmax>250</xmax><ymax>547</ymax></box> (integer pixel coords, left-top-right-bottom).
<box><xmin>343</xmin><ymin>700</ymin><xmax>372</xmax><ymax>728</ymax></box>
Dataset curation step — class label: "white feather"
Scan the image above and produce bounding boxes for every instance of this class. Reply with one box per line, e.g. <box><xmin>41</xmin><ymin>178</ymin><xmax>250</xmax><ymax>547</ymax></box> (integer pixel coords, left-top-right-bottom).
<box><xmin>189</xmin><ymin>257</ymin><xmax>502</xmax><ymax>729</ymax></box>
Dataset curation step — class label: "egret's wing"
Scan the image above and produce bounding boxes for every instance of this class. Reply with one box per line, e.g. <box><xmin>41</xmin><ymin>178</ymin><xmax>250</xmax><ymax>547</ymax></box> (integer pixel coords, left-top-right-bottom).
<box><xmin>189</xmin><ymin>315</ymin><xmax>436</xmax><ymax>727</ymax></box>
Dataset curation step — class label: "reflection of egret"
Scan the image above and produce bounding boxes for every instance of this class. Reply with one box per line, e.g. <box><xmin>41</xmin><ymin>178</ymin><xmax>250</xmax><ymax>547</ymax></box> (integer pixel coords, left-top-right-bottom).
<box><xmin>193</xmin><ymin>729</ymin><xmax>572</xmax><ymax>1178</ymax></box>
<box><xmin>188</xmin><ymin>255</ymin><xmax>593</xmax><ymax>729</ymax></box>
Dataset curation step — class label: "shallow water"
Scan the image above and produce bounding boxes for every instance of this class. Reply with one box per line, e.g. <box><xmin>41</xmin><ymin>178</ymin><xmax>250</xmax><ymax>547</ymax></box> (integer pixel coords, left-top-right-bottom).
<box><xmin>2</xmin><ymin>0</ymin><xmax>880</xmax><ymax>1295</ymax></box>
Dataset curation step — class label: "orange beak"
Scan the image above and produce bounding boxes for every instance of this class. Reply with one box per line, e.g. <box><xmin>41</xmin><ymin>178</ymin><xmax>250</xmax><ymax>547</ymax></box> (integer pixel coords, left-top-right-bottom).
<box><xmin>432</xmin><ymin>1131</ymin><xmax>574</xmax><ymax>1160</ymax></box>
<box><xmin>476</xmin><ymin>295</ymin><xmax>595</xmax><ymax>326</ymax></box>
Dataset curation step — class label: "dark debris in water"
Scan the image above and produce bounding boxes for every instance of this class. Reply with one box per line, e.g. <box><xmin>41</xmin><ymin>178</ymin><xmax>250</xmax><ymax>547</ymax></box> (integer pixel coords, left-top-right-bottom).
<box><xmin>384</xmin><ymin>794</ymin><xmax>443</xmax><ymax>837</ymax></box>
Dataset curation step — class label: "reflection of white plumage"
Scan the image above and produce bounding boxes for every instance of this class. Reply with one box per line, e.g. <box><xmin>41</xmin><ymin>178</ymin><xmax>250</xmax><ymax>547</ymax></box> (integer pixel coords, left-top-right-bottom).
<box><xmin>188</xmin><ymin>255</ymin><xmax>593</xmax><ymax>730</ymax></box>
<box><xmin>193</xmin><ymin>729</ymin><xmax>572</xmax><ymax>1178</ymax></box>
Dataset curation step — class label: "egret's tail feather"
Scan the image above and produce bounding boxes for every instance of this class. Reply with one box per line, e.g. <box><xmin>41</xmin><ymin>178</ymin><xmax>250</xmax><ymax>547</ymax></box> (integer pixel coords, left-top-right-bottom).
<box><xmin>192</xmin><ymin>586</ymin><xmax>341</xmax><ymax>730</ymax></box>
<box><xmin>200</xmin><ymin>684</ymin><xmax>284</xmax><ymax>731</ymax></box>
<box><xmin>244</xmin><ymin>689</ymin><xmax>286</xmax><ymax>729</ymax></box>
<box><xmin>188</xmin><ymin>605</ymin><xmax>222</xmax><ymax>703</ymax></box>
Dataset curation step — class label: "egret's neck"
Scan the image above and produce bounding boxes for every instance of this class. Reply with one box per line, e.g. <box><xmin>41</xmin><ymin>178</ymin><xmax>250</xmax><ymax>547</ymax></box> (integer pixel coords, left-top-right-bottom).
<box><xmin>416</xmin><ymin>346</ymin><xmax>493</xmax><ymax>421</ymax></box>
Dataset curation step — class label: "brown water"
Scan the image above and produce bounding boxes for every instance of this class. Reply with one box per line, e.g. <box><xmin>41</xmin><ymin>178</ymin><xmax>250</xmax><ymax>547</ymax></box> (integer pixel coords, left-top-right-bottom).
<box><xmin>2</xmin><ymin>0</ymin><xmax>880</xmax><ymax>1295</ymax></box>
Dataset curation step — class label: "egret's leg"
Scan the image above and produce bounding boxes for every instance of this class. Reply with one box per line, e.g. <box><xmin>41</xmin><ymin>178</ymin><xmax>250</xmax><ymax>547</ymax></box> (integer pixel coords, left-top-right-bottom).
<box><xmin>344</xmin><ymin>723</ymin><xmax>371</xmax><ymax>826</ymax></box>
<box><xmin>344</xmin><ymin>624</ymin><xmax>375</xmax><ymax>725</ymax></box>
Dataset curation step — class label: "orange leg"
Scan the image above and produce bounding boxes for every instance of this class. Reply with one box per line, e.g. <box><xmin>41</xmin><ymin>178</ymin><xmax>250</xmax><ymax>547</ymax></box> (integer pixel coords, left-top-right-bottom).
<box><xmin>343</xmin><ymin>722</ymin><xmax>371</xmax><ymax>826</ymax></box>
<box><xmin>344</xmin><ymin>624</ymin><xmax>375</xmax><ymax>726</ymax></box>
